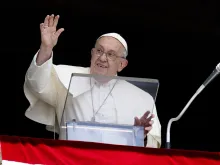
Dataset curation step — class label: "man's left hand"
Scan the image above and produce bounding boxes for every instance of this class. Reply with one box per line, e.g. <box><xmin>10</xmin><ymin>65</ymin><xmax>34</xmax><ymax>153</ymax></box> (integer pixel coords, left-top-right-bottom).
<box><xmin>134</xmin><ymin>111</ymin><xmax>154</xmax><ymax>134</ymax></box>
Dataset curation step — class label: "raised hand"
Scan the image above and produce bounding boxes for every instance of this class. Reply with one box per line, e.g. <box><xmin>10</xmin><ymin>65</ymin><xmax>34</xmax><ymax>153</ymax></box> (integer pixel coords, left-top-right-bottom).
<box><xmin>36</xmin><ymin>14</ymin><xmax>64</xmax><ymax>65</ymax></box>
<box><xmin>40</xmin><ymin>14</ymin><xmax>64</xmax><ymax>49</ymax></box>
<box><xmin>134</xmin><ymin>111</ymin><xmax>154</xmax><ymax>135</ymax></box>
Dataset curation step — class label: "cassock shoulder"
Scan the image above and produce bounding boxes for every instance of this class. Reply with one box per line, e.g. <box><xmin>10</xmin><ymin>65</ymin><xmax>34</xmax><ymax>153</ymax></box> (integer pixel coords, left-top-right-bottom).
<box><xmin>117</xmin><ymin>80</ymin><xmax>154</xmax><ymax>102</ymax></box>
<box><xmin>52</xmin><ymin>65</ymin><xmax>90</xmax><ymax>90</ymax></box>
<box><xmin>54</xmin><ymin>64</ymin><xmax>90</xmax><ymax>74</ymax></box>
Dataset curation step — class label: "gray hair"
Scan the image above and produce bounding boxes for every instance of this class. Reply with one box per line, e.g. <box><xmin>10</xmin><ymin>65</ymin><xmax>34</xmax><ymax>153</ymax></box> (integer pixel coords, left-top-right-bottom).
<box><xmin>123</xmin><ymin>49</ymin><xmax>128</xmax><ymax>58</ymax></box>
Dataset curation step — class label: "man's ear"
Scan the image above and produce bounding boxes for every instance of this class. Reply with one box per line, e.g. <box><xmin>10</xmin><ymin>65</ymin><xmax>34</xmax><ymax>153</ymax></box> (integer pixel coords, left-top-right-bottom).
<box><xmin>118</xmin><ymin>59</ymin><xmax>128</xmax><ymax>72</ymax></box>
<box><xmin>91</xmin><ymin>49</ymin><xmax>94</xmax><ymax>57</ymax></box>
<box><xmin>90</xmin><ymin>49</ymin><xmax>94</xmax><ymax>62</ymax></box>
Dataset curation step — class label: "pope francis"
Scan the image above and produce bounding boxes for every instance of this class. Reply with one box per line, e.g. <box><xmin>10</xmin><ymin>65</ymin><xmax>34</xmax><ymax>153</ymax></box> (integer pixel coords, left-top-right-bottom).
<box><xmin>23</xmin><ymin>14</ymin><xmax>161</xmax><ymax>148</ymax></box>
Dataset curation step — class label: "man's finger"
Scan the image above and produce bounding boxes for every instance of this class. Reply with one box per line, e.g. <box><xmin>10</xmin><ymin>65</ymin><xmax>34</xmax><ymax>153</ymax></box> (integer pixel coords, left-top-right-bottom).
<box><xmin>55</xmin><ymin>28</ymin><xmax>65</xmax><ymax>38</ymax></box>
<box><xmin>43</xmin><ymin>15</ymin><xmax>49</xmax><ymax>27</ymax></box>
<box><xmin>145</xmin><ymin>126</ymin><xmax>152</xmax><ymax>131</ymax></box>
<box><xmin>141</xmin><ymin>111</ymin><xmax>150</xmax><ymax>120</ymax></box>
<box><xmin>40</xmin><ymin>23</ymin><xmax>44</xmax><ymax>32</ymax></box>
<box><xmin>49</xmin><ymin>14</ymin><xmax>54</xmax><ymax>27</ymax></box>
<box><xmin>53</xmin><ymin>15</ymin><xmax>60</xmax><ymax>27</ymax></box>
<box><xmin>134</xmin><ymin>117</ymin><xmax>141</xmax><ymax>126</ymax></box>
<box><xmin>147</xmin><ymin>114</ymin><xmax>154</xmax><ymax>121</ymax></box>
<box><xmin>144</xmin><ymin>120</ymin><xmax>154</xmax><ymax>127</ymax></box>
<box><xmin>149</xmin><ymin>120</ymin><xmax>154</xmax><ymax>125</ymax></box>
<box><xmin>141</xmin><ymin>114</ymin><xmax>154</xmax><ymax>125</ymax></box>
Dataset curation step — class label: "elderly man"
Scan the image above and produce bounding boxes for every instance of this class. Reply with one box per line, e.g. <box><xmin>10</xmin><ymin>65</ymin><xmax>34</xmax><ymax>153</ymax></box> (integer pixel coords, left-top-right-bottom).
<box><xmin>24</xmin><ymin>14</ymin><xmax>161</xmax><ymax>148</ymax></box>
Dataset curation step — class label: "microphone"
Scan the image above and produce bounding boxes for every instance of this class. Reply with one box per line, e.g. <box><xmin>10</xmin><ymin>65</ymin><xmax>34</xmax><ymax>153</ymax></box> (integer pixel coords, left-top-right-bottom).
<box><xmin>203</xmin><ymin>63</ymin><xmax>220</xmax><ymax>86</ymax></box>
<box><xmin>166</xmin><ymin>63</ymin><xmax>220</xmax><ymax>149</ymax></box>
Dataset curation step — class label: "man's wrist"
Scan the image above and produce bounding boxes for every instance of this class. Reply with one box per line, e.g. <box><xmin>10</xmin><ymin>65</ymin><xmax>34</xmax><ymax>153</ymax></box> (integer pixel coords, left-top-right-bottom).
<box><xmin>36</xmin><ymin>45</ymin><xmax>53</xmax><ymax>66</ymax></box>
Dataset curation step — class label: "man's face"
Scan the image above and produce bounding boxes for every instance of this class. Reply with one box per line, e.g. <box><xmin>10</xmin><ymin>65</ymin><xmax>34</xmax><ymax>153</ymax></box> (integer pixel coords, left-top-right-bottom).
<box><xmin>90</xmin><ymin>36</ymin><xmax>128</xmax><ymax>76</ymax></box>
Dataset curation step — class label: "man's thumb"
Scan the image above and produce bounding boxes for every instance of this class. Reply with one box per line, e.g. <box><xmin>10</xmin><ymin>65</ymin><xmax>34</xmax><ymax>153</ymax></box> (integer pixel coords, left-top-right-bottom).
<box><xmin>134</xmin><ymin>117</ymin><xmax>140</xmax><ymax>125</ymax></box>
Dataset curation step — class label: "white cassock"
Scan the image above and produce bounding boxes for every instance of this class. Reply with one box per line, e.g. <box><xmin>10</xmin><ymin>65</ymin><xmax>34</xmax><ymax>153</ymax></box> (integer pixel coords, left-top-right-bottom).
<box><xmin>23</xmin><ymin>51</ymin><xmax>161</xmax><ymax>148</ymax></box>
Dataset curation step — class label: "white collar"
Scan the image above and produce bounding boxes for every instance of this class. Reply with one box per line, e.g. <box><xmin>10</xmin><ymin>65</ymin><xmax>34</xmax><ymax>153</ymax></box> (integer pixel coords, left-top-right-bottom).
<box><xmin>90</xmin><ymin>76</ymin><xmax>117</xmax><ymax>88</ymax></box>
<box><xmin>88</xmin><ymin>67</ymin><xmax>118</xmax><ymax>88</ymax></box>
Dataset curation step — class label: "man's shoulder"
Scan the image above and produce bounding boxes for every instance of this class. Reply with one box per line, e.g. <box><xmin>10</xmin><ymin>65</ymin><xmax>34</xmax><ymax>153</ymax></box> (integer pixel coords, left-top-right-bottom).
<box><xmin>52</xmin><ymin>65</ymin><xmax>90</xmax><ymax>89</ymax></box>
<box><xmin>54</xmin><ymin>64</ymin><xmax>90</xmax><ymax>74</ymax></box>
<box><xmin>117</xmin><ymin>80</ymin><xmax>153</xmax><ymax>100</ymax></box>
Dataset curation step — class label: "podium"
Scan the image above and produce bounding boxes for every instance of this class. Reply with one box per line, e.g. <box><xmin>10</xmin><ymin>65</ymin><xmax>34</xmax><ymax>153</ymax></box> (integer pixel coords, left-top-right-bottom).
<box><xmin>58</xmin><ymin>73</ymin><xmax>159</xmax><ymax>147</ymax></box>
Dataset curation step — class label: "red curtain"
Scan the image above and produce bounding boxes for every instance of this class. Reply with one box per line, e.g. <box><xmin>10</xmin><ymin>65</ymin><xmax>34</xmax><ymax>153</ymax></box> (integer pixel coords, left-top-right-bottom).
<box><xmin>0</xmin><ymin>135</ymin><xmax>219</xmax><ymax>165</ymax></box>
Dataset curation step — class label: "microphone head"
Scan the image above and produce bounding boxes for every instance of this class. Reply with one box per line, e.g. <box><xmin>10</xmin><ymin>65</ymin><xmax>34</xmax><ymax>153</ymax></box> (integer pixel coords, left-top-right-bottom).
<box><xmin>217</xmin><ymin>63</ymin><xmax>220</xmax><ymax>72</ymax></box>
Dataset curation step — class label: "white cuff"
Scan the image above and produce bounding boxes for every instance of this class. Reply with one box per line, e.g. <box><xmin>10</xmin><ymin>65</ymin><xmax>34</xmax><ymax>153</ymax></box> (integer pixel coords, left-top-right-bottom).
<box><xmin>26</xmin><ymin>50</ymin><xmax>54</xmax><ymax>92</ymax></box>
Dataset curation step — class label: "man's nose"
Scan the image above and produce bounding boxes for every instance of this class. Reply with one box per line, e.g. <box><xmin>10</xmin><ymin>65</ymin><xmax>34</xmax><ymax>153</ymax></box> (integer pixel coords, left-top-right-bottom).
<box><xmin>99</xmin><ymin>53</ymin><xmax>108</xmax><ymax>62</ymax></box>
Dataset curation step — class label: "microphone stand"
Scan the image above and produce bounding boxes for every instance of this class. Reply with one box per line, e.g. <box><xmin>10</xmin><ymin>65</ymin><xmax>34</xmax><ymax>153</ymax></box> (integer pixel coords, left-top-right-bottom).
<box><xmin>166</xmin><ymin>63</ymin><xmax>220</xmax><ymax>149</ymax></box>
<box><xmin>166</xmin><ymin>85</ymin><xmax>204</xmax><ymax>149</ymax></box>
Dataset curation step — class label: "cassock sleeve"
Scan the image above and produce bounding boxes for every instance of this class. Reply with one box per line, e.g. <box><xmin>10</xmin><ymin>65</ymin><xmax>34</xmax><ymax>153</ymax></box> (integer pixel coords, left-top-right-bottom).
<box><xmin>146</xmin><ymin>104</ymin><xmax>161</xmax><ymax>148</ymax></box>
<box><xmin>23</xmin><ymin>50</ymin><xmax>60</xmax><ymax>132</ymax></box>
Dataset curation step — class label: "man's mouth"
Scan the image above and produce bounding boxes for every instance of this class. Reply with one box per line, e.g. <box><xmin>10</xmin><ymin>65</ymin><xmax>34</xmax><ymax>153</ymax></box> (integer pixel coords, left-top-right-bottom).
<box><xmin>96</xmin><ymin>63</ymin><xmax>108</xmax><ymax>68</ymax></box>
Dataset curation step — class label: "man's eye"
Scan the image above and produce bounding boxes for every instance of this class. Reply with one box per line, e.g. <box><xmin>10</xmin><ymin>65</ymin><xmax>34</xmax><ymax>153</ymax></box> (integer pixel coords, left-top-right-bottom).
<box><xmin>107</xmin><ymin>53</ymin><xmax>115</xmax><ymax>56</ymax></box>
<box><xmin>97</xmin><ymin>49</ymin><xmax>102</xmax><ymax>53</ymax></box>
